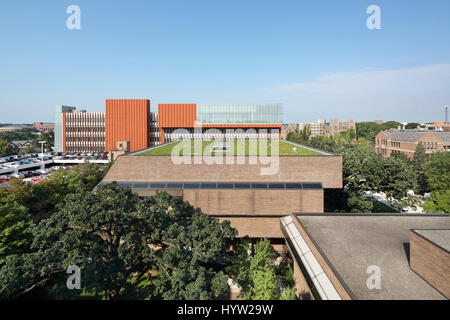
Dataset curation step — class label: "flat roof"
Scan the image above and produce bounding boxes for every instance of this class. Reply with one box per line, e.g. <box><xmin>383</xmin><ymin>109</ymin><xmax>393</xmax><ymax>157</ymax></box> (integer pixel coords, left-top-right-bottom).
<box><xmin>295</xmin><ymin>214</ymin><xmax>450</xmax><ymax>300</ymax></box>
<box><xmin>413</xmin><ymin>229</ymin><xmax>450</xmax><ymax>251</ymax></box>
<box><xmin>132</xmin><ymin>140</ymin><xmax>331</xmax><ymax>156</ymax></box>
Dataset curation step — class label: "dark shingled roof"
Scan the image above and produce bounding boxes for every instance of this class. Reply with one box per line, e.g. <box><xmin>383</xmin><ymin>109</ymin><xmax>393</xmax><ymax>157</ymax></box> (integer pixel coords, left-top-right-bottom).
<box><xmin>383</xmin><ymin>129</ymin><xmax>450</xmax><ymax>142</ymax></box>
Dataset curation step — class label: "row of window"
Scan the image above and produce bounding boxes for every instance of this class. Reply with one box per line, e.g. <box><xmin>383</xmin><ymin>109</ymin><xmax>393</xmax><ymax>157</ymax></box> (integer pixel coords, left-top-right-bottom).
<box><xmin>109</xmin><ymin>181</ymin><xmax>323</xmax><ymax>190</ymax></box>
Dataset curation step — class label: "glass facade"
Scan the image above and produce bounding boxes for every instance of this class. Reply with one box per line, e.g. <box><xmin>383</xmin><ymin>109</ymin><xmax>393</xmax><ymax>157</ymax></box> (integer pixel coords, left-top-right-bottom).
<box><xmin>196</xmin><ymin>103</ymin><xmax>283</xmax><ymax>124</ymax></box>
<box><xmin>54</xmin><ymin>105</ymin><xmax>76</xmax><ymax>152</ymax></box>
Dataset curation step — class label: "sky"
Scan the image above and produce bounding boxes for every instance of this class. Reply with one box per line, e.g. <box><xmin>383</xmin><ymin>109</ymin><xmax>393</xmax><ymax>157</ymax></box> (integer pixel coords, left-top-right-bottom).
<box><xmin>0</xmin><ymin>0</ymin><xmax>449</xmax><ymax>124</ymax></box>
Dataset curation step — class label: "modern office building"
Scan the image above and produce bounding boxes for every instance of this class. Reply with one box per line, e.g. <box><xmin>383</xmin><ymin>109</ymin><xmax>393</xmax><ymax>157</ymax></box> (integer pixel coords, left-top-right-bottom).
<box><xmin>158</xmin><ymin>103</ymin><xmax>283</xmax><ymax>143</ymax></box>
<box><xmin>54</xmin><ymin>105</ymin><xmax>76</xmax><ymax>152</ymax></box>
<box><xmin>54</xmin><ymin>105</ymin><xmax>105</xmax><ymax>153</ymax></box>
<box><xmin>55</xmin><ymin>100</ymin><xmax>283</xmax><ymax>153</ymax></box>
<box><xmin>105</xmin><ymin>99</ymin><xmax>151</xmax><ymax>153</ymax></box>
<box><xmin>375</xmin><ymin>129</ymin><xmax>450</xmax><ymax>158</ymax></box>
<box><xmin>64</xmin><ymin>110</ymin><xmax>106</xmax><ymax>153</ymax></box>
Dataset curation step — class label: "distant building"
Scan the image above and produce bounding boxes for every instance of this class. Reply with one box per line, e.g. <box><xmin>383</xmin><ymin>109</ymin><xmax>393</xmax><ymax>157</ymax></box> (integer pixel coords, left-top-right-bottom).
<box><xmin>374</xmin><ymin>120</ymin><xmax>384</xmax><ymax>125</ymax></box>
<box><xmin>55</xmin><ymin>100</ymin><xmax>283</xmax><ymax>153</ymax></box>
<box><xmin>375</xmin><ymin>129</ymin><xmax>450</xmax><ymax>158</ymax></box>
<box><xmin>8</xmin><ymin>140</ymin><xmax>34</xmax><ymax>154</ymax></box>
<box><xmin>296</xmin><ymin>119</ymin><xmax>356</xmax><ymax>138</ymax></box>
<box><xmin>54</xmin><ymin>105</ymin><xmax>105</xmax><ymax>153</ymax></box>
<box><xmin>0</xmin><ymin>124</ymin><xmax>36</xmax><ymax>133</ymax></box>
<box><xmin>33</xmin><ymin>122</ymin><xmax>54</xmax><ymax>132</ymax></box>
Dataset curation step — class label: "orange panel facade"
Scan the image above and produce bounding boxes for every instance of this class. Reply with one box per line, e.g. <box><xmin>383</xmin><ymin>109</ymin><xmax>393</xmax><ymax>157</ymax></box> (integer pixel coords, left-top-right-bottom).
<box><xmin>158</xmin><ymin>104</ymin><xmax>197</xmax><ymax>128</ymax></box>
<box><xmin>105</xmin><ymin>99</ymin><xmax>150</xmax><ymax>152</ymax></box>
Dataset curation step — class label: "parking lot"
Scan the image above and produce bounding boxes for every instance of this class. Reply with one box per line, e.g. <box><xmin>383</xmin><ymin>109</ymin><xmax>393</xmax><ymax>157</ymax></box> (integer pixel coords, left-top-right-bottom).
<box><xmin>0</xmin><ymin>151</ymin><xmax>109</xmax><ymax>186</ymax></box>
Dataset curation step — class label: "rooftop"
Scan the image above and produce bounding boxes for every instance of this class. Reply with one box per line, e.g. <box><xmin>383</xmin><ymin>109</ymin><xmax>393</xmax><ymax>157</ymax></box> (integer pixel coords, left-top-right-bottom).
<box><xmin>294</xmin><ymin>214</ymin><xmax>450</xmax><ymax>300</ymax></box>
<box><xmin>134</xmin><ymin>140</ymin><xmax>328</xmax><ymax>156</ymax></box>
<box><xmin>383</xmin><ymin>129</ymin><xmax>450</xmax><ymax>142</ymax></box>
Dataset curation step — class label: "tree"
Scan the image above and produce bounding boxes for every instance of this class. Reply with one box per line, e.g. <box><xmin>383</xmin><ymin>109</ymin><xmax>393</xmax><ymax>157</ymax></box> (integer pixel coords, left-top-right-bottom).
<box><xmin>412</xmin><ymin>142</ymin><xmax>428</xmax><ymax>195</ymax></box>
<box><xmin>423</xmin><ymin>152</ymin><xmax>450</xmax><ymax>192</ymax></box>
<box><xmin>0</xmin><ymin>185</ymin><xmax>236</xmax><ymax>300</ymax></box>
<box><xmin>380</xmin><ymin>156</ymin><xmax>416</xmax><ymax>201</ymax></box>
<box><xmin>228</xmin><ymin>239</ymin><xmax>295</xmax><ymax>300</ymax></box>
<box><xmin>0</xmin><ymin>139</ymin><xmax>10</xmax><ymax>156</ymax></box>
<box><xmin>340</xmin><ymin>129</ymin><xmax>356</xmax><ymax>142</ymax></box>
<box><xmin>0</xmin><ymin>202</ymin><xmax>32</xmax><ymax>265</ymax></box>
<box><xmin>406</xmin><ymin>122</ymin><xmax>420</xmax><ymax>129</ymax></box>
<box><xmin>423</xmin><ymin>152</ymin><xmax>450</xmax><ymax>213</ymax></box>
<box><xmin>301</xmin><ymin>126</ymin><xmax>311</xmax><ymax>141</ymax></box>
<box><xmin>356</xmin><ymin>121</ymin><xmax>402</xmax><ymax>143</ymax></box>
<box><xmin>423</xmin><ymin>190</ymin><xmax>450</xmax><ymax>214</ymax></box>
<box><xmin>19</xmin><ymin>146</ymin><xmax>37</xmax><ymax>155</ymax></box>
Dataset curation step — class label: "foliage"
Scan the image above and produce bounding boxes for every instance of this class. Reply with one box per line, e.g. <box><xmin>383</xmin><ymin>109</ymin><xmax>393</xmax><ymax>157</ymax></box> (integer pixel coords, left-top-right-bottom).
<box><xmin>0</xmin><ymin>202</ymin><xmax>32</xmax><ymax>265</ymax></box>
<box><xmin>19</xmin><ymin>146</ymin><xmax>37</xmax><ymax>155</ymax></box>
<box><xmin>405</xmin><ymin>122</ymin><xmax>420</xmax><ymax>129</ymax></box>
<box><xmin>340</xmin><ymin>129</ymin><xmax>356</xmax><ymax>142</ymax></box>
<box><xmin>412</xmin><ymin>142</ymin><xmax>428</xmax><ymax>195</ymax></box>
<box><xmin>0</xmin><ymin>131</ymin><xmax>36</xmax><ymax>143</ymax></box>
<box><xmin>423</xmin><ymin>152</ymin><xmax>450</xmax><ymax>192</ymax></box>
<box><xmin>423</xmin><ymin>152</ymin><xmax>450</xmax><ymax>213</ymax></box>
<box><xmin>423</xmin><ymin>190</ymin><xmax>450</xmax><ymax>214</ymax></box>
<box><xmin>0</xmin><ymin>139</ymin><xmax>11</xmax><ymax>156</ymax></box>
<box><xmin>228</xmin><ymin>239</ymin><xmax>296</xmax><ymax>300</ymax></box>
<box><xmin>0</xmin><ymin>186</ymin><xmax>236</xmax><ymax>300</ymax></box>
<box><xmin>289</xmin><ymin>135</ymin><xmax>416</xmax><ymax>212</ymax></box>
<box><xmin>356</xmin><ymin>121</ymin><xmax>402</xmax><ymax>142</ymax></box>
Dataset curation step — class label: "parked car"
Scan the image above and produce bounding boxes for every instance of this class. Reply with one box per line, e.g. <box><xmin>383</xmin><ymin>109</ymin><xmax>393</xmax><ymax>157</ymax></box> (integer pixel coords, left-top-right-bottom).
<box><xmin>9</xmin><ymin>172</ymin><xmax>25</xmax><ymax>179</ymax></box>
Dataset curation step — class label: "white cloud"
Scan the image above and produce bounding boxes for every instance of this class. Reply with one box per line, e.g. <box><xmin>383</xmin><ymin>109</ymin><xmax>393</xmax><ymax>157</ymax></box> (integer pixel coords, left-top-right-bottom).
<box><xmin>266</xmin><ymin>63</ymin><xmax>450</xmax><ymax>123</ymax></box>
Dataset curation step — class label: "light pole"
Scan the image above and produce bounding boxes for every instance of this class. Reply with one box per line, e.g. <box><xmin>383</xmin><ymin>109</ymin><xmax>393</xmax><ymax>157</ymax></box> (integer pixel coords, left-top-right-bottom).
<box><xmin>39</xmin><ymin>141</ymin><xmax>46</xmax><ymax>154</ymax></box>
<box><xmin>39</xmin><ymin>141</ymin><xmax>45</xmax><ymax>170</ymax></box>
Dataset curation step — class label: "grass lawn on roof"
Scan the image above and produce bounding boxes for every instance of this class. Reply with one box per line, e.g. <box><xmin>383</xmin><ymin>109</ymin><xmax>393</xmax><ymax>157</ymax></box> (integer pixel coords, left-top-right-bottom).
<box><xmin>136</xmin><ymin>140</ymin><xmax>323</xmax><ymax>156</ymax></box>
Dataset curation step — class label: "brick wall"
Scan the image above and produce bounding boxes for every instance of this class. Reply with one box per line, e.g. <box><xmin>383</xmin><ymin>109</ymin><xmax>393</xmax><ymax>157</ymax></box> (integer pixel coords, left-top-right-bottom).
<box><xmin>410</xmin><ymin>231</ymin><xmax>450</xmax><ymax>298</ymax></box>
<box><xmin>103</xmin><ymin>155</ymin><xmax>343</xmax><ymax>189</ymax></box>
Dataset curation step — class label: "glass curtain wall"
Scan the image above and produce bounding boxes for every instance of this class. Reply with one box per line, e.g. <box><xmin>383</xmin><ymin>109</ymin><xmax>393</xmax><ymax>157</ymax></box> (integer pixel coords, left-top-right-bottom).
<box><xmin>197</xmin><ymin>103</ymin><xmax>283</xmax><ymax>124</ymax></box>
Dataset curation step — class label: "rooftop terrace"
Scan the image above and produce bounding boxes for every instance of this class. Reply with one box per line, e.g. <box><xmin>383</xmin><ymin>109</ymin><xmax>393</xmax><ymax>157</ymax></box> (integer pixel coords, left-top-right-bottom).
<box><xmin>134</xmin><ymin>140</ymin><xmax>327</xmax><ymax>156</ymax></box>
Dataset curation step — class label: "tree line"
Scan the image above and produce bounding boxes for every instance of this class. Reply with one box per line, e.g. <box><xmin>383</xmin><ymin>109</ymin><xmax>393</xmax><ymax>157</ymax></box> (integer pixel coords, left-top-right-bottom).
<box><xmin>287</xmin><ymin>131</ymin><xmax>449</xmax><ymax>213</ymax></box>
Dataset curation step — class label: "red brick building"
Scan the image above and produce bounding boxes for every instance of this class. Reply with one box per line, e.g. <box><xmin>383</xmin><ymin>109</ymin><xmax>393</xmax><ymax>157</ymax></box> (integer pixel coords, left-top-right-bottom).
<box><xmin>375</xmin><ymin>129</ymin><xmax>450</xmax><ymax>159</ymax></box>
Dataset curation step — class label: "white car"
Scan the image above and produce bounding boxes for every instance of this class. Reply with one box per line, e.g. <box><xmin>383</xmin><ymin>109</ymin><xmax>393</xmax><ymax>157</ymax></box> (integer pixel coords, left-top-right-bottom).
<box><xmin>10</xmin><ymin>173</ymin><xmax>25</xmax><ymax>179</ymax></box>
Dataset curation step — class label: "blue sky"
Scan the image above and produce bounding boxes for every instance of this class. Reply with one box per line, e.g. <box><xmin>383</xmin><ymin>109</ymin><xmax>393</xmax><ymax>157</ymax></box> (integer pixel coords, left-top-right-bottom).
<box><xmin>1</xmin><ymin>0</ymin><xmax>449</xmax><ymax>123</ymax></box>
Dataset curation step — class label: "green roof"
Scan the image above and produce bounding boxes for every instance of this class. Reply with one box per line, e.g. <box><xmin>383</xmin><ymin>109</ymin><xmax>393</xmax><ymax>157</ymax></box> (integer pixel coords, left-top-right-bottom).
<box><xmin>134</xmin><ymin>140</ymin><xmax>325</xmax><ymax>156</ymax></box>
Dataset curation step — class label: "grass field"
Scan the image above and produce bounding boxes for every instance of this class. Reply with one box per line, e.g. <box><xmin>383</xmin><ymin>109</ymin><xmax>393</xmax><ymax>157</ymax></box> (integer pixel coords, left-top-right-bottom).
<box><xmin>136</xmin><ymin>140</ymin><xmax>323</xmax><ymax>156</ymax></box>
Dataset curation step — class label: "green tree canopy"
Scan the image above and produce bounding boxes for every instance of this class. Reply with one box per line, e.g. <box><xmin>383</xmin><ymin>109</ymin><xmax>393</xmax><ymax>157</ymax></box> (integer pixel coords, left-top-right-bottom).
<box><xmin>0</xmin><ymin>139</ymin><xmax>10</xmax><ymax>156</ymax></box>
<box><xmin>0</xmin><ymin>201</ymin><xmax>32</xmax><ymax>265</ymax></box>
<box><xmin>0</xmin><ymin>185</ymin><xmax>236</xmax><ymax>300</ymax></box>
<box><xmin>422</xmin><ymin>152</ymin><xmax>450</xmax><ymax>213</ymax></box>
